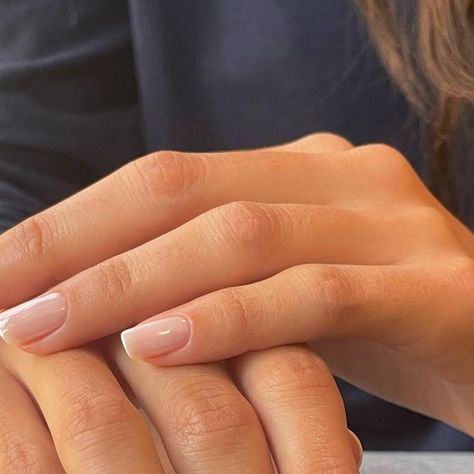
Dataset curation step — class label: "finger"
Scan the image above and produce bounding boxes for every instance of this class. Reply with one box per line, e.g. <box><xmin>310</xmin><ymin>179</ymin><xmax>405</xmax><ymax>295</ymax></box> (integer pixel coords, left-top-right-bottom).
<box><xmin>9</xmin><ymin>346</ymin><xmax>164</xmax><ymax>474</ymax></box>
<box><xmin>105</xmin><ymin>337</ymin><xmax>274</xmax><ymax>474</ymax></box>
<box><xmin>119</xmin><ymin>260</ymin><xmax>468</xmax><ymax>365</ymax></box>
<box><xmin>0</xmin><ymin>366</ymin><xmax>64</xmax><ymax>473</ymax></box>
<box><xmin>1</xmin><ymin>203</ymin><xmax>420</xmax><ymax>352</ymax></box>
<box><xmin>231</xmin><ymin>345</ymin><xmax>360</xmax><ymax>473</ymax></box>
<box><xmin>0</xmin><ymin>133</ymin><xmax>364</xmax><ymax>309</ymax></box>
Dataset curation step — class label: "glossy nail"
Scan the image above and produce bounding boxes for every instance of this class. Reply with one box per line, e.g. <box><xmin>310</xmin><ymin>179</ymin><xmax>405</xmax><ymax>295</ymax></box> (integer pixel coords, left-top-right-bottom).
<box><xmin>121</xmin><ymin>316</ymin><xmax>190</xmax><ymax>360</ymax></box>
<box><xmin>0</xmin><ymin>292</ymin><xmax>67</xmax><ymax>345</ymax></box>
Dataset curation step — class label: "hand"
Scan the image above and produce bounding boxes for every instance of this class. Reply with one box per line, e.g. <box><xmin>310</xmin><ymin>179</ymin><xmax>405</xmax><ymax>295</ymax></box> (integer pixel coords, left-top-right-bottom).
<box><xmin>0</xmin><ymin>132</ymin><xmax>351</xmax><ymax>350</ymax></box>
<box><xmin>0</xmin><ymin>134</ymin><xmax>363</xmax><ymax>472</ymax></box>
<box><xmin>0</xmin><ymin>132</ymin><xmax>472</xmax><ymax>435</ymax></box>
<box><xmin>0</xmin><ymin>338</ymin><xmax>362</xmax><ymax>473</ymax></box>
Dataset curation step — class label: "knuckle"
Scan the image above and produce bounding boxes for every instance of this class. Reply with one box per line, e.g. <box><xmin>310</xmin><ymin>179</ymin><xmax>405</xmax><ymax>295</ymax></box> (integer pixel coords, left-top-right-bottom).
<box><xmin>409</xmin><ymin>205</ymin><xmax>444</xmax><ymax>224</ymax></box>
<box><xmin>255</xmin><ymin>348</ymin><xmax>333</xmax><ymax>396</ymax></box>
<box><xmin>313</xmin><ymin>266</ymin><xmax>362</xmax><ymax>320</ymax></box>
<box><xmin>216</xmin><ymin>288</ymin><xmax>255</xmax><ymax>347</ymax></box>
<box><xmin>450</xmin><ymin>257</ymin><xmax>474</xmax><ymax>299</ymax></box>
<box><xmin>0</xmin><ymin>430</ymin><xmax>41</xmax><ymax>474</ymax></box>
<box><xmin>9</xmin><ymin>213</ymin><xmax>59</xmax><ymax>261</ymax></box>
<box><xmin>62</xmin><ymin>389</ymin><xmax>138</xmax><ymax>449</ymax></box>
<box><xmin>129</xmin><ymin>150</ymin><xmax>205</xmax><ymax>202</ymax></box>
<box><xmin>281</xmin><ymin>265</ymin><xmax>364</xmax><ymax>337</ymax></box>
<box><xmin>168</xmin><ymin>378</ymin><xmax>255</xmax><ymax>451</ymax></box>
<box><xmin>93</xmin><ymin>257</ymin><xmax>134</xmax><ymax>302</ymax></box>
<box><xmin>212</xmin><ymin>201</ymin><xmax>288</xmax><ymax>258</ymax></box>
<box><xmin>401</xmin><ymin>206</ymin><xmax>452</xmax><ymax>244</ymax></box>
<box><xmin>362</xmin><ymin>143</ymin><xmax>415</xmax><ymax>180</ymax></box>
<box><xmin>307</xmin><ymin>265</ymin><xmax>363</xmax><ymax>324</ymax></box>
<box><xmin>364</xmin><ymin>143</ymin><xmax>405</xmax><ymax>163</ymax></box>
<box><xmin>309</xmin><ymin>132</ymin><xmax>353</xmax><ymax>151</ymax></box>
<box><xmin>283</xmin><ymin>132</ymin><xmax>353</xmax><ymax>153</ymax></box>
<box><xmin>460</xmin><ymin>257</ymin><xmax>474</xmax><ymax>283</ymax></box>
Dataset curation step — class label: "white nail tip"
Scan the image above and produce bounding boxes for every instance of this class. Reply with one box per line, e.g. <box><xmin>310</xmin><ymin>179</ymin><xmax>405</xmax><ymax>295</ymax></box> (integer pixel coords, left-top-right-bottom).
<box><xmin>0</xmin><ymin>313</ymin><xmax>12</xmax><ymax>342</ymax></box>
<box><xmin>120</xmin><ymin>329</ymin><xmax>136</xmax><ymax>359</ymax></box>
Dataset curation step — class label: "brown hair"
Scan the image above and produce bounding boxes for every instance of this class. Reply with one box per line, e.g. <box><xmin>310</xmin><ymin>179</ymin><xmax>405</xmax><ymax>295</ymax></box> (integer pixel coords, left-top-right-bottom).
<box><xmin>358</xmin><ymin>0</ymin><xmax>474</xmax><ymax>213</ymax></box>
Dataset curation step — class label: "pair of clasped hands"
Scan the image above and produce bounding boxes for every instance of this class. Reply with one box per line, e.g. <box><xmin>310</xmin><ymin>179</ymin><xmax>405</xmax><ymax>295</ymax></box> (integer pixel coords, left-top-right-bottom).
<box><xmin>0</xmin><ymin>133</ymin><xmax>472</xmax><ymax>473</ymax></box>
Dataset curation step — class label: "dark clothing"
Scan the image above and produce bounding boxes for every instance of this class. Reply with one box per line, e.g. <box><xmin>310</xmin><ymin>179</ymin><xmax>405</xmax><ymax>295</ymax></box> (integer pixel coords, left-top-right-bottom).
<box><xmin>0</xmin><ymin>0</ymin><xmax>472</xmax><ymax>450</ymax></box>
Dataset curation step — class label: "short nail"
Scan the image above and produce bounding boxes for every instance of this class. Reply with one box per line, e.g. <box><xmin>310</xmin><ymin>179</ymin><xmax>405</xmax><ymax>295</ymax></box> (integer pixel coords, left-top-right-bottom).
<box><xmin>348</xmin><ymin>430</ymin><xmax>363</xmax><ymax>469</ymax></box>
<box><xmin>0</xmin><ymin>292</ymin><xmax>67</xmax><ymax>345</ymax></box>
<box><xmin>121</xmin><ymin>316</ymin><xmax>190</xmax><ymax>360</ymax></box>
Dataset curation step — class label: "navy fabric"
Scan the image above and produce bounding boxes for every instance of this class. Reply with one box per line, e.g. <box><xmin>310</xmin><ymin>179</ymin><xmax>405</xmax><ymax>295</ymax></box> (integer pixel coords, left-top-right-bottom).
<box><xmin>0</xmin><ymin>0</ymin><xmax>472</xmax><ymax>450</ymax></box>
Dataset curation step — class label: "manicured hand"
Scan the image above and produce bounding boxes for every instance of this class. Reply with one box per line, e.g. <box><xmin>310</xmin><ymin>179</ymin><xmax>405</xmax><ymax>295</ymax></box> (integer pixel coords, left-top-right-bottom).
<box><xmin>0</xmin><ymin>133</ymin><xmax>363</xmax><ymax>473</ymax></box>
<box><xmin>0</xmin><ymin>133</ymin><xmax>472</xmax><ymax>435</ymax></box>
<box><xmin>0</xmin><ymin>337</ymin><xmax>362</xmax><ymax>473</ymax></box>
<box><xmin>0</xmin><ymin>133</ymin><xmax>352</xmax><ymax>350</ymax></box>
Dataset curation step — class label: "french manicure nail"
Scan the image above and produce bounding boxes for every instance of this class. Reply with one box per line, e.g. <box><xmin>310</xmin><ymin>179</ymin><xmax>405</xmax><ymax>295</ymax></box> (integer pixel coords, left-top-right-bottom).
<box><xmin>0</xmin><ymin>292</ymin><xmax>67</xmax><ymax>345</ymax></box>
<box><xmin>121</xmin><ymin>316</ymin><xmax>190</xmax><ymax>360</ymax></box>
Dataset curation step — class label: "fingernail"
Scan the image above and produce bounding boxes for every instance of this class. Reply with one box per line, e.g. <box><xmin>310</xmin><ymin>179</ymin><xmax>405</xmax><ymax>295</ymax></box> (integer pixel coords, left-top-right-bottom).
<box><xmin>348</xmin><ymin>430</ymin><xmax>363</xmax><ymax>469</ymax></box>
<box><xmin>0</xmin><ymin>292</ymin><xmax>67</xmax><ymax>345</ymax></box>
<box><xmin>121</xmin><ymin>316</ymin><xmax>190</xmax><ymax>360</ymax></box>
